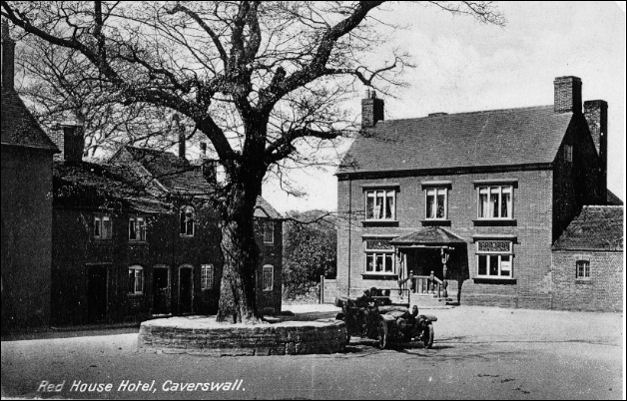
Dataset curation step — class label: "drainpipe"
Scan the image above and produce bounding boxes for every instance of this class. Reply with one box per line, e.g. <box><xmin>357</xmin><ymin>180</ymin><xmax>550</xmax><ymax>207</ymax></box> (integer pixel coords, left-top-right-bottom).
<box><xmin>347</xmin><ymin>179</ymin><xmax>352</xmax><ymax>297</ymax></box>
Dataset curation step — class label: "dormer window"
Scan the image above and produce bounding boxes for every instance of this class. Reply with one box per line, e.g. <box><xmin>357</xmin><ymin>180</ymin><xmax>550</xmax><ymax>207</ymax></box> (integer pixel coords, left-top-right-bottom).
<box><xmin>180</xmin><ymin>206</ymin><xmax>195</xmax><ymax>237</ymax></box>
<box><xmin>365</xmin><ymin>189</ymin><xmax>396</xmax><ymax>220</ymax></box>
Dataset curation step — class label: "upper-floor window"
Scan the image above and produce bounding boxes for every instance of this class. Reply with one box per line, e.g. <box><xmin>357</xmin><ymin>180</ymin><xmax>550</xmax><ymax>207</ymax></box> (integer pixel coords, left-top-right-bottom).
<box><xmin>476</xmin><ymin>240</ymin><xmax>513</xmax><ymax>278</ymax></box>
<box><xmin>263</xmin><ymin>221</ymin><xmax>274</xmax><ymax>244</ymax></box>
<box><xmin>365</xmin><ymin>189</ymin><xmax>396</xmax><ymax>220</ymax></box>
<box><xmin>477</xmin><ymin>185</ymin><xmax>513</xmax><ymax>219</ymax></box>
<box><xmin>425</xmin><ymin>187</ymin><xmax>448</xmax><ymax>220</ymax></box>
<box><xmin>200</xmin><ymin>264</ymin><xmax>214</xmax><ymax>290</ymax></box>
<box><xmin>575</xmin><ymin>260</ymin><xmax>590</xmax><ymax>279</ymax></box>
<box><xmin>128</xmin><ymin>265</ymin><xmax>144</xmax><ymax>295</ymax></box>
<box><xmin>129</xmin><ymin>216</ymin><xmax>147</xmax><ymax>241</ymax></box>
<box><xmin>94</xmin><ymin>214</ymin><xmax>112</xmax><ymax>240</ymax></box>
<box><xmin>364</xmin><ymin>238</ymin><xmax>395</xmax><ymax>275</ymax></box>
<box><xmin>564</xmin><ymin>144</ymin><xmax>573</xmax><ymax>163</ymax></box>
<box><xmin>262</xmin><ymin>265</ymin><xmax>274</xmax><ymax>291</ymax></box>
<box><xmin>180</xmin><ymin>206</ymin><xmax>195</xmax><ymax>237</ymax></box>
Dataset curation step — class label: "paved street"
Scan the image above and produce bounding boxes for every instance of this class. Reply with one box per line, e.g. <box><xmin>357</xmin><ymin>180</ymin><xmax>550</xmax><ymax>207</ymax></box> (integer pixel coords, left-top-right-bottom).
<box><xmin>1</xmin><ymin>305</ymin><xmax>623</xmax><ymax>399</ymax></box>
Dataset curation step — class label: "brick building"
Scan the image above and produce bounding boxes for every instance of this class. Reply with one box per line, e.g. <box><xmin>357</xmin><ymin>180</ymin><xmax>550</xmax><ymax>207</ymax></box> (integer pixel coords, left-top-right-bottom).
<box><xmin>551</xmin><ymin>206</ymin><xmax>623</xmax><ymax>312</ymax></box>
<box><xmin>51</xmin><ymin>127</ymin><xmax>283</xmax><ymax>325</ymax></box>
<box><xmin>1</xmin><ymin>23</ymin><xmax>59</xmax><ymax>331</ymax></box>
<box><xmin>332</xmin><ymin>76</ymin><xmax>621</xmax><ymax>310</ymax></box>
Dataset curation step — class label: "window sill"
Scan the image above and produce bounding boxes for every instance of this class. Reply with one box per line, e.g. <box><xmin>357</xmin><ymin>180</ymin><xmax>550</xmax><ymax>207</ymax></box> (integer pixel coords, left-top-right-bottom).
<box><xmin>421</xmin><ymin>219</ymin><xmax>451</xmax><ymax>226</ymax></box>
<box><xmin>473</xmin><ymin>219</ymin><xmax>517</xmax><ymax>226</ymax></box>
<box><xmin>473</xmin><ymin>277</ymin><xmax>516</xmax><ymax>284</ymax></box>
<box><xmin>362</xmin><ymin>220</ymin><xmax>399</xmax><ymax>227</ymax></box>
<box><xmin>127</xmin><ymin>293</ymin><xmax>144</xmax><ymax>297</ymax></box>
<box><xmin>93</xmin><ymin>238</ymin><xmax>113</xmax><ymax>242</ymax></box>
<box><xmin>129</xmin><ymin>240</ymin><xmax>148</xmax><ymax>245</ymax></box>
<box><xmin>575</xmin><ymin>279</ymin><xmax>592</xmax><ymax>284</ymax></box>
<box><xmin>362</xmin><ymin>273</ymin><xmax>398</xmax><ymax>280</ymax></box>
<box><xmin>179</xmin><ymin>234</ymin><xmax>195</xmax><ymax>239</ymax></box>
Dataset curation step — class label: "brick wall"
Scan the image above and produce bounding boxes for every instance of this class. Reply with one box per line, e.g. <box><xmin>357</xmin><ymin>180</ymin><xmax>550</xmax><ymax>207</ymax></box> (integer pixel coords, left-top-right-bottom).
<box><xmin>1</xmin><ymin>147</ymin><xmax>54</xmax><ymax>331</ymax></box>
<box><xmin>337</xmin><ymin>168</ymin><xmax>556</xmax><ymax>309</ymax></box>
<box><xmin>551</xmin><ymin>250</ymin><xmax>623</xmax><ymax>312</ymax></box>
<box><xmin>255</xmin><ymin>218</ymin><xmax>283</xmax><ymax>314</ymax></box>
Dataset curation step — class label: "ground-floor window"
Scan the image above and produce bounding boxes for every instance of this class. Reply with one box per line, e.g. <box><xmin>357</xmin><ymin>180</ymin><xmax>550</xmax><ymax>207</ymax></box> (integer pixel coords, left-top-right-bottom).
<box><xmin>364</xmin><ymin>238</ymin><xmax>395</xmax><ymax>274</ymax></box>
<box><xmin>262</xmin><ymin>265</ymin><xmax>274</xmax><ymax>291</ymax></box>
<box><xmin>575</xmin><ymin>260</ymin><xmax>590</xmax><ymax>279</ymax></box>
<box><xmin>476</xmin><ymin>240</ymin><xmax>513</xmax><ymax>278</ymax></box>
<box><xmin>128</xmin><ymin>265</ymin><xmax>144</xmax><ymax>294</ymax></box>
<box><xmin>200</xmin><ymin>264</ymin><xmax>214</xmax><ymax>290</ymax></box>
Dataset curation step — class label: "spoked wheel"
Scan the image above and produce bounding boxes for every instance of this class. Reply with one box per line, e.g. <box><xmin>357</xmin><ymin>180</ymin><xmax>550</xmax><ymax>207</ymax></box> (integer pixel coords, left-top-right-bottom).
<box><xmin>420</xmin><ymin>324</ymin><xmax>434</xmax><ymax>349</ymax></box>
<box><xmin>377</xmin><ymin>320</ymin><xmax>389</xmax><ymax>349</ymax></box>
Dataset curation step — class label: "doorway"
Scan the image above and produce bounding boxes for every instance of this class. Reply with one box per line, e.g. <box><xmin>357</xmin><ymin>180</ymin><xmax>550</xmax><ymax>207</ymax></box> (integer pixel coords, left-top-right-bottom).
<box><xmin>178</xmin><ymin>266</ymin><xmax>193</xmax><ymax>314</ymax></box>
<box><xmin>152</xmin><ymin>266</ymin><xmax>171</xmax><ymax>315</ymax></box>
<box><xmin>87</xmin><ymin>266</ymin><xmax>108</xmax><ymax>323</ymax></box>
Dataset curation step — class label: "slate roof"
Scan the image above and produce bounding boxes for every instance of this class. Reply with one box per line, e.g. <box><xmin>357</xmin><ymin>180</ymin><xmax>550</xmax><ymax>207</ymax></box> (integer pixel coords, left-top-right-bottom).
<box><xmin>53</xmin><ymin>161</ymin><xmax>171</xmax><ymax>214</ymax></box>
<box><xmin>254</xmin><ymin>196</ymin><xmax>283</xmax><ymax>219</ymax></box>
<box><xmin>123</xmin><ymin>146</ymin><xmax>282</xmax><ymax>219</ymax></box>
<box><xmin>339</xmin><ymin>105</ymin><xmax>574</xmax><ymax>174</ymax></box>
<box><xmin>607</xmin><ymin>189</ymin><xmax>623</xmax><ymax>206</ymax></box>
<box><xmin>552</xmin><ymin>206</ymin><xmax>623</xmax><ymax>251</ymax></box>
<box><xmin>1</xmin><ymin>88</ymin><xmax>59</xmax><ymax>152</ymax></box>
<box><xmin>124</xmin><ymin>146</ymin><xmax>213</xmax><ymax>195</ymax></box>
<box><xmin>391</xmin><ymin>227</ymin><xmax>466</xmax><ymax>245</ymax></box>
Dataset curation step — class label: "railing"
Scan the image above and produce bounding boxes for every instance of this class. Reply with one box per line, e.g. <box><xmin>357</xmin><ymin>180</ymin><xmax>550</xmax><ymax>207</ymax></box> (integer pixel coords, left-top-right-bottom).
<box><xmin>412</xmin><ymin>275</ymin><xmax>443</xmax><ymax>296</ymax></box>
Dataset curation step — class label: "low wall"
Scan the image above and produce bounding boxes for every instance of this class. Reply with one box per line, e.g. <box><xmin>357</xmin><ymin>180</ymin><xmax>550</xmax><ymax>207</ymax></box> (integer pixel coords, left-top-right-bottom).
<box><xmin>138</xmin><ymin>317</ymin><xmax>347</xmax><ymax>356</ymax></box>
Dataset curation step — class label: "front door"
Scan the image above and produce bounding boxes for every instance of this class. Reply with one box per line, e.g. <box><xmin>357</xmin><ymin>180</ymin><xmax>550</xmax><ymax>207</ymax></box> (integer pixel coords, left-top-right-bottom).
<box><xmin>153</xmin><ymin>267</ymin><xmax>170</xmax><ymax>315</ymax></box>
<box><xmin>179</xmin><ymin>267</ymin><xmax>193</xmax><ymax>314</ymax></box>
<box><xmin>87</xmin><ymin>266</ymin><xmax>107</xmax><ymax>323</ymax></box>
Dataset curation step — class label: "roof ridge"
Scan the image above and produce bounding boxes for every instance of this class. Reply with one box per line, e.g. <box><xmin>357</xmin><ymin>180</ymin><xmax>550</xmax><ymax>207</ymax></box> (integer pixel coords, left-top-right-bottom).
<box><xmin>379</xmin><ymin>104</ymin><xmax>556</xmax><ymax>124</ymax></box>
<box><xmin>583</xmin><ymin>205</ymin><xmax>624</xmax><ymax>208</ymax></box>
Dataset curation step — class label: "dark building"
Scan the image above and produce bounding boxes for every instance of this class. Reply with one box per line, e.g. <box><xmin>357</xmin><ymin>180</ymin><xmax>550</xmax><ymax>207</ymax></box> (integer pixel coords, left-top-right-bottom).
<box><xmin>1</xmin><ymin>22</ymin><xmax>59</xmax><ymax>331</ymax></box>
<box><xmin>50</xmin><ymin>127</ymin><xmax>283</xmax><ymax>325</ymax></box>
<box><xmin>330</xmin><ymin>77</ymin><xmax>621</xmax><ymax>311</ymax></box>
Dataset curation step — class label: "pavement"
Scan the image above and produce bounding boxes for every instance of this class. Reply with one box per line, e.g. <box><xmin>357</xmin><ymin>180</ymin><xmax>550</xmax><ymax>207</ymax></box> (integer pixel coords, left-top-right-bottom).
<box><xmin>1</xmin><ymin>304</ymin><xmax>624</xmax><ymax>399</ymax></box>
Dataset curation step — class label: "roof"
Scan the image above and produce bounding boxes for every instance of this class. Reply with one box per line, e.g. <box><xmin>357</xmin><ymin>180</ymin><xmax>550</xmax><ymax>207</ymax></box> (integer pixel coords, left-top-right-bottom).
<box><xmin>254</xmin><ymin>196</ymin><xmax>283</xmax><ymax>219</ymax></box>
<box><xmin>123</xmin><ymin>146</ymin><xmax>213</xmax><ymax>195</ymax></box>
<box><xmin>390</xmin><ymin>227</ymin><xmax>466</xmax><ymax>246</ymax></box>
<box><xmin>339</xmin><ymin>105</ymin><xmax>573</xmax><ymax>174</ymax></box>
<box><xmin>53</xmin><ymin>161</ymin><xmax>171</xmax><ymax>214</ymax></box>
<box><xmin>552</xmin><ymin>206</ymin><xmax>623</xmax><ymax>251</ymax></box>
<box><xmin>607</xmin><ymin>189</ymin><xmax>623</xmax><ymax>206</ymax></box>
<box><xmin>1</xmin><ymin>87</ymin><xmax>59</xmax><ymax>152</ymax></box>
<box><xmin>122</xmin><ymin>146</ymin><xmax>282</xmax><ymax>219</ymax></box>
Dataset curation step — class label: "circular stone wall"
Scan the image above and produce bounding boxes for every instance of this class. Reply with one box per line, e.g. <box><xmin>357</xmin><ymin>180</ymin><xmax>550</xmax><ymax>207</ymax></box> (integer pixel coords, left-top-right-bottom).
<box><xmin>138</xmin><ymin>316</ymin><xmax>347</xmax><ymax>356</ymax></box>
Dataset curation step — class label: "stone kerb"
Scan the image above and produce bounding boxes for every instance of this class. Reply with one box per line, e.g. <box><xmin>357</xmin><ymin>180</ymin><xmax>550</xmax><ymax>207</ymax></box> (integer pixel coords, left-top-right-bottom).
<box><xmin>138</xmin><ymin>316</ymin><xmax>347</xmax><ymax>356</ymax></box>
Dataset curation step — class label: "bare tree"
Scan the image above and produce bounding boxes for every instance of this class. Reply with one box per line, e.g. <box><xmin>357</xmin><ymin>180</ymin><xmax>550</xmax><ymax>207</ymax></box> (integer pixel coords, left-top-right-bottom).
<box><xmin>1</xmin><ymin>1</ymin><xmax>503</xmax><ymax>323</ymax></box>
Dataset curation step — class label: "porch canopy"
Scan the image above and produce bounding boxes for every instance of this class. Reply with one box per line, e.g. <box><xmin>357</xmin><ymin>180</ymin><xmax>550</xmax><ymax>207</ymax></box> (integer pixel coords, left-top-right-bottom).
<box><xmin>390</xmin><ymin>227</ymin><xmax>465</xmax><ymax>247</ymax></box>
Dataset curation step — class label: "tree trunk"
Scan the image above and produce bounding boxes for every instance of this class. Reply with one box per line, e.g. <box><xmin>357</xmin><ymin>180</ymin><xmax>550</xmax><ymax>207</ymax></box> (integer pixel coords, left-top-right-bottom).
<box><xmin>215</xmin><ymin>187</ymin><xmax>261</xmax><ymax>323</ymax></box>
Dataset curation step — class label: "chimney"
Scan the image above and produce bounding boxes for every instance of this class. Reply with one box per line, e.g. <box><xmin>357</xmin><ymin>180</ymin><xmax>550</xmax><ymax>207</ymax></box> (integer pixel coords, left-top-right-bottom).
<box><xmin>61</xmin><ymin>119</ymin><xmax>85</xmax><ymax>163</ymax></box>
<box><xmin>584</xmin><ymin>99</ymin><xmax>608</xmax><ymax>201</ymax></box>
<box><xmin>361</xmin><ymin>89</ymin><xmax>384</xmax><ymax>128</ymax></box>
<box><xmin>1</xmin><ymin>20</ymin><xmax>16</xmax><ymax>90</ymax></box>
<box><xmin>554</xmin><ymin>76</ymin><xmax>582</xmax><ymax>114</ymax></box>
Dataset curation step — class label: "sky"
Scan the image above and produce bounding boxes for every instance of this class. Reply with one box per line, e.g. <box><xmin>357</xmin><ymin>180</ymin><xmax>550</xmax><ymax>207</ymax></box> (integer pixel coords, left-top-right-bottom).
<box><xmin>262</xmin><ymin>1</ymin><xmax>626</xmax><ymax>213</ymax></box>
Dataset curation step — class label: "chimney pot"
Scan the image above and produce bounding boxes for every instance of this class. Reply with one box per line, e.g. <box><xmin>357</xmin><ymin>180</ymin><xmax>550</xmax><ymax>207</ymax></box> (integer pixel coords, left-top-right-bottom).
<box><xmin>554</xmin><ymin>76</ymin><xmax>582</xmax><ymax>114</ymax></box>
<box><xmin>61</xmin><ymin>122</ymin><xmax>85</xmax><ymax>163</ymax></box>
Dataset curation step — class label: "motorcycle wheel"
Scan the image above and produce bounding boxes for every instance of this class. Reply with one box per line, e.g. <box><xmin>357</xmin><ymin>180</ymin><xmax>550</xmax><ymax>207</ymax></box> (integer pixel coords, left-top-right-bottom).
<box><xmin>421</xmin><ymin>324</ymin><xmax>434</xmax><ymax>349</ymax></box>
<box><xmin>377</xmin><ymin>320</ymin><xmax>388</xmax><ymax>349</ymax></box>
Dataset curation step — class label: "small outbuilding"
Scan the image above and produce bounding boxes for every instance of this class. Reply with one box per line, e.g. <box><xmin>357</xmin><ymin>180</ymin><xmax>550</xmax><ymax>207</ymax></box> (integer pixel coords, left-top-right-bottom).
<box><xmin>551</xmin><ymin>205</ymin><xmax>623</xmax><ymax>312</ymax></box>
